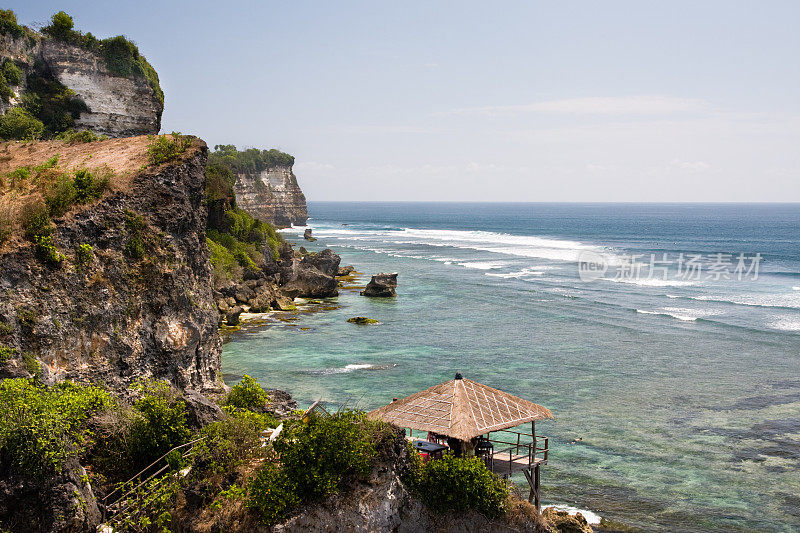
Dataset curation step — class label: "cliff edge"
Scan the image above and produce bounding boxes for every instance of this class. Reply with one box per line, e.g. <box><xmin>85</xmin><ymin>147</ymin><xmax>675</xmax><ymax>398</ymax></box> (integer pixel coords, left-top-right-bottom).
<box><xmin>0</xmin><ymin>11</ymin><xmax>163</xmax><ymax>138</ymax></box>
<box><xmin>0</xmin><ymin>135</ymin><xmax>220</xmax><ymax>392</ymax></box>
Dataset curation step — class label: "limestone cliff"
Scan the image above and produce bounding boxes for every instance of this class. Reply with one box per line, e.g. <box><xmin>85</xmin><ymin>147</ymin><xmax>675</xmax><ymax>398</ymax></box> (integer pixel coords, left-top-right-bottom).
<box><xmin>233</xmin><ymin>164</ymin><xmax>308</xmax><ymax>227</ymax></box>
<box><xmin>0</xmin><ymin>27</ymin><xmax>162</xmax><ymax>137</ymax></box>
<box><xmin>0</xmin><ymin>136</ymin><xmax>220</xmax><ymax>392</ymax></box>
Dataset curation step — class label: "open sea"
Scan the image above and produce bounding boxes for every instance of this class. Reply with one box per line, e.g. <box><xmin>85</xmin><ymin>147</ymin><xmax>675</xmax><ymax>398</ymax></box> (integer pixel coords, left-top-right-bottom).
<box><xmin>222</xmin><ymin>202</ymin><xmax>800</xmax><ymax>532</ymax></box>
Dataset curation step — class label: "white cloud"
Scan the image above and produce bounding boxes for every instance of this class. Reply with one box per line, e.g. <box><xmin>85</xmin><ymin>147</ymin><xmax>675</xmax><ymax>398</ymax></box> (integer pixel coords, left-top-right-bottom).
<box><xmin>438</xmin><ymin>95</ymin><xmax>708</xmax><ymax>117</ymax></box>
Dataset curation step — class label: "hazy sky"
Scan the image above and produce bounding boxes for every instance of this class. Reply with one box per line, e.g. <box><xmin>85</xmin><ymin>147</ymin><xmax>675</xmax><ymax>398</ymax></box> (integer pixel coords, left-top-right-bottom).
<box><xmin>13</xmin><ymin>1</ymin><xmax>800</xmax><ymax>201</ymax></box>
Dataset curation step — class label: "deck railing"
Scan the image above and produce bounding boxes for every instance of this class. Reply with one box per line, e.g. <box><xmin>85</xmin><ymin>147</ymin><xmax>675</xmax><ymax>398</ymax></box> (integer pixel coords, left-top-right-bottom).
<box><xmin>484</xmin><ymin>430</ymin><xmax>549</xmax><ymax>475</ymax></box>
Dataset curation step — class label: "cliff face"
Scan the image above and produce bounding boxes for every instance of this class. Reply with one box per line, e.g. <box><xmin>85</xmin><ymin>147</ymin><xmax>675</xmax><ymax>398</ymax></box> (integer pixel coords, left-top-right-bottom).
<box><xmin>0</xmin><ymin>137</ymin><xmax>220</xmax><ymax>392</ymax></box>
<box><xmin>233</xmin><ymin>164</ymin><xmax>308</xmax><ymax>227</ymax></box>
<box><xmin>0</xmin><ymin>32</ymin><xmax>162</xmax><ymax>137</ymax></box>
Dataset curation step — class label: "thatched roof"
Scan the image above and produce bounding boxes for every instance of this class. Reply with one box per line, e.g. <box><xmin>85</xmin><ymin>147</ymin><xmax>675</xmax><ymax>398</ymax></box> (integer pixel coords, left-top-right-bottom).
<box><xmin>367</xmin><ymin>375</ymin><xmax>553</xmax><ymax>441</ymax></box>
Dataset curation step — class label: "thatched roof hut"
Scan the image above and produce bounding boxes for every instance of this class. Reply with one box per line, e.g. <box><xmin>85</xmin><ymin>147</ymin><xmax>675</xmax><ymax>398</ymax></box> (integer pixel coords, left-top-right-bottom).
<box><xmin>367</xmin><ymin>373</ymin><xmax>553</xmax><ymax>441</ymax></box>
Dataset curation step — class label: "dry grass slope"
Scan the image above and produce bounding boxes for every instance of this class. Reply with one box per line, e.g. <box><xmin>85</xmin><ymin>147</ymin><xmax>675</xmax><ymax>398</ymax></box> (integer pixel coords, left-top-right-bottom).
<box><xmin>0</xmin><ymin>134</ymin><xmax>202</xmax><ymax>247</ymax></box>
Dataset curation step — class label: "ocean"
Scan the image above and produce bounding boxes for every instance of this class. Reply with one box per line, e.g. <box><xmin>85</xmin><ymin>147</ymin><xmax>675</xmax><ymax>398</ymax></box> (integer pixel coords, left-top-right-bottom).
<box><xmin>222</xmin><ymin>202</ymin><xmax>800</xmax><ymax>532</ymax></box>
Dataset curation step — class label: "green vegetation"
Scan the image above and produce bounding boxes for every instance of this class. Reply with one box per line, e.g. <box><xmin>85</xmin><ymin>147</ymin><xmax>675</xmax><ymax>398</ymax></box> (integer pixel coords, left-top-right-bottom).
<box><xmin>211</xmin><ymin>144</ymin><xmax>294</xmax><ymax>173</ymax></box>
<box><xmin>44</xmin><ymin>168</ymin><xmax>109</xmax><ymax>216</ymax></box>
<box><xmin>0</xmin><ymin>9</ymin><xmax>25</xmax><ymax>38</ymax></box>
<box><xmin>127</xmin><ymin>380</ymin><xmax>192</xmax><ymax>469</ymax></box>
<box><xmin>2</xmin><ymin>58</ymin><xmax>22</xmax><ymax>85</ymax></box>
<box><xmin>20</xmin><ymin>73</ymin><xmax>89</xmax><ymax>138</ymax></box>
<box><xmin>124</xmin><ymin>209</ymin><xmax>146</xmax><ymax>259</ymax></box>
<box><xmin>224</xmin><ymin>374</ymin><xmax>270</xmax><ymax>410</ymax></box>
<box><xmin>41</xmin><ymin>11</ymin><xmax>163</xmax><ymax>105</ymax></box>
<box><xmin>0</xmin><ymin>58</ymin><xmax>23</xmax><ymax>103</ymax></box>
<box><xmin>0</xmin><ymin>379</ymin><xmax>112</xmax><ymax>477</ymax></box>
<box><xmin>76</xmin><ymin>243</ymin><xmax>93</xmax><ymax>268</ymax></box>
<box><xmin>405</xmin><ymin>452</ymin><xmax>510</xmax><ymax>519</ymax></box>
<box><xmin>0</xmin><ymin>107</ymin><xmax>44</xmax><ymax>140</ymax></box>
<box><xmin>0</xmin><ymin>344</ymin><xmax>15</xmax><ymax>362</ymax></box>
<box><xmin>247</xmin><ymin>411</ymin><xmax>390</xmax><ymax>526</ymax></box>
<box><xmin>146</xmin><ymin>132</ymin><xmax>192</xmax><ymax>166</ymax></box>
<box><xmin>55</xmin><ymin>128</ymin><xmax>107</xmax><ymax>143</ymax></box>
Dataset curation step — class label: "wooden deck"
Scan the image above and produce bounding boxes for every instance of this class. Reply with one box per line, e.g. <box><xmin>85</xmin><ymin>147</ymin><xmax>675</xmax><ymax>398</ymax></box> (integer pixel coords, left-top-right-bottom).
<box><xmin>488</xmin><ymin>451</ymin><xmax>545</xmax><ymax>476</ymax></box>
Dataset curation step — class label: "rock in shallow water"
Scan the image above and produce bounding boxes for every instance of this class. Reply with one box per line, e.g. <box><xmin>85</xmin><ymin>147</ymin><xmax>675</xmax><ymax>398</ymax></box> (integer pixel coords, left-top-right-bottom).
<box><xmin>361</xmin><ymin>272</ymin><xmax>398</xmax><ymax>297</ymax></box>
<box><xmin>347</xmin><ymin>316</ymin><xmax>379</xmax><ymax>325</ymax></box>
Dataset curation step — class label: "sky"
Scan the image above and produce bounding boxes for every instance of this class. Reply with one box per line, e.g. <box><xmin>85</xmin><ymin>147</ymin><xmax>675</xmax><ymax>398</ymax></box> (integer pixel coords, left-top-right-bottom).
<box><xmin>12</xmin><ymin>1</ymin><xmax>800</xmax><ymax>202</ymax></box>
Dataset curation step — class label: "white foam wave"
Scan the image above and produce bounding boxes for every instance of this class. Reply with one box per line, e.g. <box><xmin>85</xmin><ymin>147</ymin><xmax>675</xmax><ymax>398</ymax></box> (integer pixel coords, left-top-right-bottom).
<box><xmin>317</xmin><ymin>226</ymin><xmax>614</xmax><ymax>264</ymax></box>
<box><xmin>316</xmin><ymin>363</ymin><xmax>397</xmax><ymax>375</ymax></box>
<box><xmin>691</xmin><ymin>293</ymin><xmax>800</xmax><ymax>310</ymax></box>
<box><xmin>545</xmin><ymin>505</ymin><xmax>601</xmax><ymax>526</ymax></box>
<box><xmin>793</xmin><ymin>286</ymin><xmax>800</xmax><ymax>291</ymax></box>
<box><xmin>486</xmin><ymin>267</ymin><xmax>547</xmax><ymax>279</ymax></box>
<box><xmin>458</xmin><ymin>261</ymin><xmax>506</xmax><ymax>270</ymax></box>
<box><xmin>607</xmin><ymin>278</ymin><xmax>695</xmax><ymax>288</ymax></box>
<box><xmin>636</xmin><ymin>307</ymin><xmax>720</xmax><ymax>321</ymax></box>
<box><xmin>770</xmin><ymin>317</ymin><xmax>800</xmax><ymax>332</ymax></box>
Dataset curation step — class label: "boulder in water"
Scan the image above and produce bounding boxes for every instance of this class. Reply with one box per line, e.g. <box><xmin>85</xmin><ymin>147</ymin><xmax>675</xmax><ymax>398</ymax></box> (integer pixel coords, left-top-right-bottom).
<box><xmin>303</xmin><ymin>228</ymin><xmax>316</xmax><ymax>241</ymax></box>
<box><xmin>361</xmin><ymin>273</ymin><xmax>398</xmax><ymax>297</ymax></box>
<box><xmin>347</xmin><ymin>316</ymin><xmax>379</xmax><ymax>325</ymax></box>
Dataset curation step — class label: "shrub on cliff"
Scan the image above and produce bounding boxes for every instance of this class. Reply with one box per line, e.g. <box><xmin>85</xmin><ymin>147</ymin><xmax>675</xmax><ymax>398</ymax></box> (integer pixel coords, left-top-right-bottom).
<box><xmin>246</xmin><ymin>411</ymin><xmax>386</xmax><ymax>525</ymax></box>
<box><xmin>0</xmin><ymin>107</ymin><xmax>44</xmax><ymax>140</ymax></box>
<box><xmin>21</xmin><ymin>73</ymin><xmax>88</xmax><ymax>138</ymax></box>
<box><xmin>55</xmin><ymin>128</ymin><xmax>108</xmax><ymax>143</ymax></box>
<box><xmin>224</xmin><ymin>375</ymin><xmax>270</xmax><ymax>411</ymax></box>
<box><xmin>0</xmin><ymin>379</ymin><xmax>112</xmax><ymax>477</ymax></box>
<box><xmin>41</xmin><ymin>11</ymin><xmax>164</xmax><ymax>105</ymax></box>
<box><xmin>127</xmin><ymin>380</ymin><xmax>193</xmax><ymax>469</ymax></box>
<box><xmin>147</xmin><ymin>132</ymin><xmax>192</xmax><ymax>166</ymax></box>
<box><xmin>0</xmin><ymin>9</ymin><xmax>24</xmax><ymax>38</ymax></box>
<box><xmin>405</xmin><ymin>453</ymin><xmax>510</xmax><ymax>519</ymax></box>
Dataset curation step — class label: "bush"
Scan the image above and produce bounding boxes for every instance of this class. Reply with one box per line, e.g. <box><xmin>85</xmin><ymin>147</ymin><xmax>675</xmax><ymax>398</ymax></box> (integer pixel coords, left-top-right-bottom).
<box><xmin>21</xmin><ymin>201</ymin><xmax>53</xmax><ymax>240</ymax></box>
<box><xmin>0</xmin><ymin>379</ymin><xmax>112</xmax><ymax>477</ymax></box>
<box><xmin>34</xmin><ymin>234</ymin><xmax>65</xmax><ymax>265</ymax></box>
<box><xmin>146</xmin><ymin>132</ymin><xmax>192</xmax><ymax>166</ymax></box>
<box><xmin>76</xmin><ymin>243</ymin><xmax>93</xmax><ymax>268</ymax></box>
<box><xmin>2</xmin><ymin>59</ymin><xmax>22</xmax><ymax>85</ymax></box>
<box><xmin>44</xmin><ymin>174</ymin><xmax>76</xmax><ymax>217</ymax></box>
<box><xmin>5</xmin><ymin>166</ymin><xmax>31</xmax><ymax>188</ymax></box>
<box><xmin>246</xmin><ymin>462</ymin><xmax>300</xmax><ymax>526</ymax></box>
<box><xmin>407</xmin><ymin>453</ymin><xmax>509</xmax><ymax>519</ymax></box>
<box><xmin>207</xmin><ymin>237</ymin><xmax>238</xmax><ymax>282</ymax></box>
<box><xmin>124</xmin><ymin>210</ymin><xmax>146</xmax><ymax>259</ymax></box>
<box><xmin>55</xmin><ymin>129</ymin><xmax>107</xmax><ymax>143</ymax></box>
<box><xmin>34</xmin><ymin>154</ymin><xmax>60</xmax><ymax>171</ymax></box>
<box><xmin>193</xmin><ymin>410</ymin><xmax>276</xmax><ymax>477</ymax></box>
<box><xmin>224</xmin><ymin>375</ymin><xmax>269</xmax><ymax>411</ymax></box>
<box><xmin>127</xmin><ymin>380</ymin><xmax>192</xmax><ymax>469</ymax></box>
<box><xmin>0</xmin><ymin>107</ymin><xmax>44</xmax><ymax>140</ymax></box>
<box><xmin>0</xmin><ymin>9</ymin><xmax>25</xmax><ymax>38</ymax></box>
<box><xmin>276</xmin><ymin>411</ymin><xmax>380</xmax><ymax>502</ymax></box>
<box><xmin>72</xmin><ymin>168</ymin><xmax>108</xmax><ymax>203</ymax></box>
<box><xmin>0</xmin><ymin>344</ymin><xmax>15</xmax><ymax>362</ymax></box>
<box><xmin>42</xmin><ymin>11</ymin><xmax>74</xmax><ymax>40</ymax></box>
<box><xmin>22</xmin><ymin>74</ymin><xmax>88</xmax><ymax>138</ymax></box>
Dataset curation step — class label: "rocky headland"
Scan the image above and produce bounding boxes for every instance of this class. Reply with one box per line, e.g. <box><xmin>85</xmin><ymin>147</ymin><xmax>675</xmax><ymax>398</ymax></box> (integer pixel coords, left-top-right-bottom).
<box><xmin>0</xmin><ymin>10</ymin><xmax>572</xmax><ymax>533</ymax></box>
<box><xmin>0</xmin><ymin>14</ymin><xmax>162</xmax><ymax>138</ymax></box>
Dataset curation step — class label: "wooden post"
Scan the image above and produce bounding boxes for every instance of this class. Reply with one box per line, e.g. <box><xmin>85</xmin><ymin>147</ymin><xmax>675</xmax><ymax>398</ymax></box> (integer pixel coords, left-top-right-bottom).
<box><xmin>534</xmin><ymin>462</ymin><xmax>541</xmax><ymax>512</ymax></box>
<box><xmin>532</xmin><ymin>421</ymin><xmax>537</xmax><ymax>458</ymax></box>
<box><xmin>523</xmin><ymin>468</ymin><xmax>534</xmax><ymax>503</ymax></box>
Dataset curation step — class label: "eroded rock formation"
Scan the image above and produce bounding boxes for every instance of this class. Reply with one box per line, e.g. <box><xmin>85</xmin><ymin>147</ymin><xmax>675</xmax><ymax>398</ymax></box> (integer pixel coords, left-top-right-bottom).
<box><xmin>361</xmin><ymin>272</ymin><xmax>398</xmax><ymax>297</ymax></box>
<box><xmin>0</xmin><ymin>31</ymin><xmax>163</xmax><ymax>137</ymax></box>
<box><xmin>233</xmin><ymin>163</ymin><xmax>308</xmax><ymax>227</ymax></box>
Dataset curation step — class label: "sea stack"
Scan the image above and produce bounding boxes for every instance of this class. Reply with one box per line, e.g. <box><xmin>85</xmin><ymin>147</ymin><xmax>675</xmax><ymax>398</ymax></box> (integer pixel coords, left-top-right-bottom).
<box><xmin>361</xmin><ymin>273</ymin><xmax>398</xmax><ymax>297</ymax></box>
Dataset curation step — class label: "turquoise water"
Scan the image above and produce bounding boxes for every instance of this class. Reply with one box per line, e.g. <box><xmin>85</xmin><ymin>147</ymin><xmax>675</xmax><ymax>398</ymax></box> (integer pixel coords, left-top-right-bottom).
<box><xmin>223</xmin><ymin>203</ymin><xmax>800</xmax><ymax>532</ymax></box>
